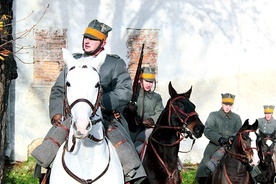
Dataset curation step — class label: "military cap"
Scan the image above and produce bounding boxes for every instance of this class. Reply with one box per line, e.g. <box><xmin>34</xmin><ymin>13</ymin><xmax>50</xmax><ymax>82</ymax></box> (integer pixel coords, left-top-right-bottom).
<box><xmin>83</xmin><ymin>19</ymin><xmax>112</xmax><ymax>41</ymax></box>
<box><xmin>263</xmin><ymin>105</ymin><xmax>275</xmax><ymax>114</ymax></box>
<box><xmin>141</xmin><ymin>67</ymin><xmax>156</xmax><ymax>82</ymax></box>
<box><xmin>221</xmin><ymin>93</ymin><xmax>235</xmax><ymax>105</ymax></box>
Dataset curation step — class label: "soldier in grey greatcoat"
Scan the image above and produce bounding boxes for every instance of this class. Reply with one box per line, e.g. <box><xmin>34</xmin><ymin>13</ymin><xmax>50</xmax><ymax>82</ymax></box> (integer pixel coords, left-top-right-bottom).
<box><xmin>257</xmin><ymin>105</ymin><xmax>276</xmax><ymax>170</ymax></box>
<box><xmin>195</xmin><ymin>93</ymin><xmax>242</xmax><ymax>184</ymax></box>
<box><xmin>258</xmin><ymin>105</ymin><xmax>276</xmax><ymax>135</ymax></box>
<box><xmin>129</xmin><ymin>66</ymin><xmax>164</xmax><ymax>159</ymax></box>
<box><xmin>34</xmin><ymin>19</ymin><xmax>146</xmax><ymax>183</ymax></box>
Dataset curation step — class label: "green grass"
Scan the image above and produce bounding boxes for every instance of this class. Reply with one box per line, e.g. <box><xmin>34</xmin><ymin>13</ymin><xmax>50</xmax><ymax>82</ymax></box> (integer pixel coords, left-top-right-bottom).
<box><xmin>2</xmin><ymin>156</ymin><xmax>197</xmax><ymax>184</ymax></box>
<box><xmin>3</xmin><ymin>156</ymin><xmax>39</xmax><ymax>184</ymax></box>
<box><xmin>181</xmin><ymin>168</ymin><xmax>197</xmax><ymax>184</ymax></box>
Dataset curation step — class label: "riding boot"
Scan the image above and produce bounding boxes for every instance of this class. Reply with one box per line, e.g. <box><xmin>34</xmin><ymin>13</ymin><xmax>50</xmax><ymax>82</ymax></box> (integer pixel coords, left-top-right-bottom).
<box><xmin>196</xmin><ymin>177</ymin><xmax>208</xmax><ymax>184</ymax></box>
<box><xmin>205</xmin><ymin>146</ymin><xmax>226</xmax><ymax>175</ymax></box>
<box><xmin>102</xmin><ymin>115</ymin><xmax>146</xmax><ymax>183</ymax></box>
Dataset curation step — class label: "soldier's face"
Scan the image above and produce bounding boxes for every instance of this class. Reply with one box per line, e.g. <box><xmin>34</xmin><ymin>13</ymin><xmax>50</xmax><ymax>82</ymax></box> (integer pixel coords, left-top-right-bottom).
<box><xmin>222</xmin><ymin>103</ymin><xmax>233</xmax><ymax>113</ymax></box>
<box><xmin>83</xmin><ymin>37</ymin><xmax>106</xmax><ymax>53</ymax></box>
<box><xmin>264</xmin><ymin>113</ymin><xmax>272</xmax><ymax>121</ymax></box>
<box><xmin>141</xmin><ymin>79</ymin><xmax>153</xmax><ymax>91</ymax></box>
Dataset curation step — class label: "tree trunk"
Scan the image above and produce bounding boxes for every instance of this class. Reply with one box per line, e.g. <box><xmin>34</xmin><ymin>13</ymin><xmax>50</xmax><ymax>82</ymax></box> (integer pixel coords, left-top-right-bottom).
<box><xmin>0</xmin><ymin>0</ymin><xmax>17</xmax><ymax>182</ymax></box>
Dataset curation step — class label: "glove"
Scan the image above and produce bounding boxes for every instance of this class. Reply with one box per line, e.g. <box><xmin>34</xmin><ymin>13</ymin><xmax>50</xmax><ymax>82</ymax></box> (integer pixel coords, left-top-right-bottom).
<box><xmin>218</xmin><ymin>137</ymin><xmax>228</xmax><ymax>146</ymax></box>
<box><xmin>124</xmin><ymin>102</ymin><xmax>138</xmax><ymax>114</ymax></box>
<box><xmin>228</xmin><ymin>135</ymin><xmax>235</xmax><ymax>144</ymax></box>
<box><xmin>51</xmin><ymin>114</ymin><xmax>66</xmax><ymax>127</ymax></box>
<box><xmin>142</xmin><ymin>118</ymin><xmax>155</xmax><ymax>128</ymax></box>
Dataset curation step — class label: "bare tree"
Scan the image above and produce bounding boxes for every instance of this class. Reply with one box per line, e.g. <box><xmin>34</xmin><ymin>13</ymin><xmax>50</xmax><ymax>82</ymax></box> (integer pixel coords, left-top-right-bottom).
<box><xmin>0</xmin><ymin>0</ymin><xmax>17</xmax><ymax>181</ymax></box>
<box><xmin>0</xmin><ymin>1</ymin><xmax>49</xmax><ymax>181</ymax></box>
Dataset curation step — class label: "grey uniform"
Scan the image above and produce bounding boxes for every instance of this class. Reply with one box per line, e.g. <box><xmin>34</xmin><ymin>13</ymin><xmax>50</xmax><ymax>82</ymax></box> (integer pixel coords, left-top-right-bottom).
<box><xmin>131</xmin><ymin>88</ymin><xmax>164</xmax><ymax>155</ymax></box>
<box><xmin>196</xmin><ymin>107</ymin><xmax>242</xmax><ymax>178</ymax></box>
<box><xmin>50</xmin><ymin>53</ymin><xmax>132</xmax><ymax>121</ymax></box>
<box><xmin>257</xmin><ymin>117</ymin><xmax>276</xmax><ymax>134</ymax></box>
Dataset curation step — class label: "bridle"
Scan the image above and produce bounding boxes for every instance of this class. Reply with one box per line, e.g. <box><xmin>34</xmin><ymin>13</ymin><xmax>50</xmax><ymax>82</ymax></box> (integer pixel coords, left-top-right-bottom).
<box><xmin>151</xmin><ymin>96</ymin><xmax>198</xmax><ymax>146</ymax></box>
<box><xmin>61</xmin><ymin>65</ymin><xmax>111</xmax><ymax>184</ymax></box>
<box><xmin>225</xmin><ymin>129</ymin><xmax>257</xmax><ymax>163</ymax></box>
<box><xmin>259</xmin><ymin>134</ymin><xmax>275</xmax><ymax>161</ymax></box>
<box><xmin>64</xmin><ymin>65</ymin><xmax>104</xmax><ymax>120</ymax></box>
<box><xmin>223</xmin><ymin>129</ymin><xmax>257</xmax><ymax>184</ymax></box>
<box><xmin>149</xmin><ymin>96</ymin><xmax>198</xmax><ymax>183</ymax></box>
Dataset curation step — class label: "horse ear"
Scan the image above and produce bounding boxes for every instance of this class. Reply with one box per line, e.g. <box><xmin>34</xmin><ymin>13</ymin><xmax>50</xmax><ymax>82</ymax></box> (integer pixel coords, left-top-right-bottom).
<box><xmin>169</xmin><ymin>81</ymin><xmax>177</xmax><ymax>98</ymax></box>
<box><xmin>252</xmin><ymin>119</ymin><xmax>259</xmax><ymax>130</ymax></box>
<box><xmin>239</xmin><ymin>119</ymin><xmax>249</xmax><ymax>132</ymax></box>
<box><xmin>183</xmin><ymin>86</ymin><xmax>193</xmax><ymax>99</ymax></box>
<box><xmin>62</xmin><ymin>48</ymin><xmax>77</xmax><ymax>68</ymax></box>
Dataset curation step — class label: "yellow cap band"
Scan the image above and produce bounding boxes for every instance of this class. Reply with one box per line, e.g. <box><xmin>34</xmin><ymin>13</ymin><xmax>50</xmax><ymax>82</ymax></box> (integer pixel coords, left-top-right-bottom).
<box><xmin>141</xmin><ymin>73</ymin><xmax>155</xmax><ymax>79</ymax></box>
<box><xmin>264</xmin><ymin>109</ymin><xmax>274</xmax><ymax>113</ymax></box>
<box><xmin>222</xmin><ymin>98</ymin><xmax>234</xmax><ymax>104</ymax></box>
<box><xmin>84</xmin><ymin>27</ymin><xmax>107</xmax><ymax>40</ymax></box>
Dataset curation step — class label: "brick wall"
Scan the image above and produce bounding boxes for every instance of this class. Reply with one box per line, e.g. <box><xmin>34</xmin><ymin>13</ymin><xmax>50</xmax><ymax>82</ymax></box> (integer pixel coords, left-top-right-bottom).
<box><xmin>33</xmin><ymin>28</ymin><xmax>67</xmax><ymax>86</ymax></box>
<box><xmin>126</xmin><ymin>29</ymin><xmax>159</xmax><ymax>81</ymax></box>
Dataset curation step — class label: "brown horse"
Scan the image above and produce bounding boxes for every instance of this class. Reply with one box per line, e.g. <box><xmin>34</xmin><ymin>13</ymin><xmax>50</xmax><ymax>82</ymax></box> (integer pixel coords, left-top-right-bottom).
<box><xmin>254</xmin><ymin>130</ymin><xmax>275</xmax><ymax>184</ymax></box>
<box><xmin>142</xmin><ymin>82</ymin><xmax>205</xmax><ymax>184</ymax></box>
<box><xmin>211</xmin><ymin>119</ymin><xmax>258</xmax><ymax>184</ymax></box>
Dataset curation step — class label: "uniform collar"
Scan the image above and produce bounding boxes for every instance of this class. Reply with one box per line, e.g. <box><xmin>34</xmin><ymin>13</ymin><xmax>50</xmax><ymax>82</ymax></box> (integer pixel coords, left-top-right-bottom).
<box><xmin>219</xmin><ymin>107</ymin><xmax>232</xmax><ymax>119</ymax></box>
<box><xmin>139</xmin><ymin>89</ymin><xmax>153</xmax><ymax>99</ymax></box>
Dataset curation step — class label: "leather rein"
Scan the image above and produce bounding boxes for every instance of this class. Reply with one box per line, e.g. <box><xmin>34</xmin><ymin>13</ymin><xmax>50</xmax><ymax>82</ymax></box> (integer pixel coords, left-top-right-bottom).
<box><xmin>61</xmin><ymin>66</ymin><xmax>110</xmax><ymax>184</ymax></box>
<box><xmin>149</xmin><ymin>96</ymin><xmax>198</xmax><ymax>183</ymax></box>
<box><xmin>225</xmin><ymin>129</ymin><xmax>257</xmax><ymax>163</ymax></box>
<box><xmin>223</xmin><ymin>129</ymin><xmax>257</xmax><ymax>184</ymax></box>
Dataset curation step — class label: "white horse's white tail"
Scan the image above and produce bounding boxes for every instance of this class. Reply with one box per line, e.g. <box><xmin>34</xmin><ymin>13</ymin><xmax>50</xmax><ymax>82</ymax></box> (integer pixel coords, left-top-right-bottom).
<box><xmin>50</xmin><ymin>49</ymin><xmax>124</xmax><ymax>184</ymax></box>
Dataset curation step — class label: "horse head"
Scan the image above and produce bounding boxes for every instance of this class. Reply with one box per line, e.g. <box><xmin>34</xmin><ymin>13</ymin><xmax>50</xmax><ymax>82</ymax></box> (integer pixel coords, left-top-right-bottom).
<box><xmin>62</xmin><ymin>48</ymin><xmax>104</xmax><ymax>139</ymax></box>
<box><xmin>168</xmin><ymin>82</ymin><xmax>204</xmax><ymax>139</ymax></box>
<box><xmin>257</xmin><ymin>130</ymin><xmax>275</xmax><ymax>164</ymax></box>
<box><xmin>232</xmin><ymin>119</ymin><xmax>258</xmax><ymax>164</ymax></box>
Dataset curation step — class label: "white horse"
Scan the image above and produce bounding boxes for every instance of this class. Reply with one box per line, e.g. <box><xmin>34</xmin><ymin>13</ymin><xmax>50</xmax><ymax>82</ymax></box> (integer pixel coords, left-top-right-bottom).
<box><xmin>50</xmin><ymin>48</ymin><xmax>124</xmax><ymax>184</ymax></box>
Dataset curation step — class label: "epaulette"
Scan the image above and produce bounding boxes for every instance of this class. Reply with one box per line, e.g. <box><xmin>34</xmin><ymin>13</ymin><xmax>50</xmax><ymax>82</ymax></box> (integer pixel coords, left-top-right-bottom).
<box><xmin>108</xmin><ymin>54</ymin><xmax>120</xmax><ymax>59</ymax></box>
<box><xmin>72</xmin><ymin>53</ymin><xmax>83</xmax><ymax>59</ymax></box>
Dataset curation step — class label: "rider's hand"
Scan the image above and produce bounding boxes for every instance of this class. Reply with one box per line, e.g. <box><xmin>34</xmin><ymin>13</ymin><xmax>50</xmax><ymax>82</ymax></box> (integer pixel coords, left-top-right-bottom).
<box><xmin>124</xmin><ymin>102</ymin><xmax>138</xmax><ymax>114</ymax></box>
<box><xmin>228</xmin><ymin>135</ymin><xmax>235</xmax><ymax>144</ymax></box>
<box><xmin>51</xmin><ymin>114</ymin><xmax>66</xmax><ymax>127</ymax></box>
<box><xmin>218</xmin><ymin>137</ymin><xmax>228</xmax><ymax>146</ymax></box>
<box><xmin>142</xmin><ymin>118</ymin><xmax>155</xmax><ymax>128</ymax></box>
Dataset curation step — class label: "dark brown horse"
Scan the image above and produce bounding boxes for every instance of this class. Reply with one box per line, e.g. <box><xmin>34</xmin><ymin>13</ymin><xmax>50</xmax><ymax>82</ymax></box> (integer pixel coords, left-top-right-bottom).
<box><xmin>211</xmin><ymin>119</ymin><xmax>258</xmax><ymax>184</ymax></box>
<box><xmin>254</xmin><ymin>130</ymin><xmax>275</xmax><ymax>184</ymax></box>
<box><xmin>142</xmin><ymin>82</ymin><xmax>205</xmax><ymax>184</ymax></box>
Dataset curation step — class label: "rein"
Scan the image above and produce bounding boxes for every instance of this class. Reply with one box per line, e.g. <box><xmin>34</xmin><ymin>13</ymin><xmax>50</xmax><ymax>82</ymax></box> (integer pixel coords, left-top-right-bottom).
<box><xmin>149</xmin><ymin>139</ymin><xmax>178</xmax><ymax>184</ymax></box>
<box><xmin>259</xmin><ymin>135</ymin><xmax>275</xmax><ymax>159</ymax></box>
<box><xmin>61</xmin><ymin>66</ymin><xmax>111</xmax><ymax>183</ymax></box>
<box><xmin>61</xmin><ymin>138</ymin><xmax>111</xmax><ymax>184</ymax></box>
<box><xmin>148</xmin><ymin>96</ymin><xmax>198</xmax><ymax>182</ymax></box>
<box><xmin>225</xmin><ymin>129</ymin><xmax>257</xmax><ymax>164</ymax></box>
<box><xmin>150</xmin><ymin>96</ymin><xmax>198</xmax><ymax>149</ymax></box>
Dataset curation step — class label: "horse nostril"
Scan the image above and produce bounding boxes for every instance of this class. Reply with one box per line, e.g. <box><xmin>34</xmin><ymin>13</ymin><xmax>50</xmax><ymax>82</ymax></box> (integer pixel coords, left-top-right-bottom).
<box><xmin>86</xmin><ymin>123</ymin><xmax>91</xmax><ymax>130</ymax></box>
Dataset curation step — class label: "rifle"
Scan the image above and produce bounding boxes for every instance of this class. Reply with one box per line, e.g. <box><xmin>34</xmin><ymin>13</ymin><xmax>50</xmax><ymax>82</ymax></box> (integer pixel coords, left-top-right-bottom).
<box><xmin>123</xmin><ymin>44</ymin><xmax>144</xmax><ymax>132</ymax></box>
<box><xmin>131</xmin><ymin>43</ymin><xmax>144</xmax><ymax>103</ymax></box>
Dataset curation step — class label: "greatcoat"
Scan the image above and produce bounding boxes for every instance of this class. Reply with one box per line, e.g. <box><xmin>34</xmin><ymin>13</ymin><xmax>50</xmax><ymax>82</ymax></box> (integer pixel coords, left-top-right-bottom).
<box><xmin>196</xmin><ymin>107</ymin><xmax>242</xmax><ymax>178</ymax></box>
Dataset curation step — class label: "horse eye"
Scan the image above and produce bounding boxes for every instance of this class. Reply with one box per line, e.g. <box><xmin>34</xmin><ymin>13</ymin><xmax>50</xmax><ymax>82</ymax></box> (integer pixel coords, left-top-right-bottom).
<box><xmin>178</xmin><ymin>103</ymin><xmax>184</xmax><ymax>109</ymax></box>
<box><xmin>95</xmin><ymin>82</ymin><xmax>100</xmax><ymax>88</ymax></box>
<box><xmin>66</xmin><ymin>81</ymin><xmax>71</xmax><ymax>87</ymax></box>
